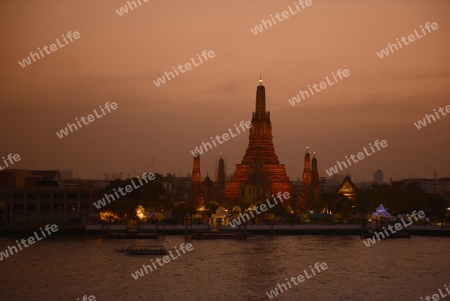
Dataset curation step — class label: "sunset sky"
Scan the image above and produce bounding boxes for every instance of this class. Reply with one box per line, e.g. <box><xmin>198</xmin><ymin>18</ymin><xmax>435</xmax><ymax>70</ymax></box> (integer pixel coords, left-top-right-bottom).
<box><xmin>1</xmin><ymin>0</ymin><xmax>449</xmax><ymax>182</ymax></box>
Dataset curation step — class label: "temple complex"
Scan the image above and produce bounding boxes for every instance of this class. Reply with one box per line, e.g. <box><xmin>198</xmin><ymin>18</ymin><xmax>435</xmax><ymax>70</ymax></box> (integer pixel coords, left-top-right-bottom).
<box><xmin>189</xmin><ymin>154</ymin><xmax>227</xmax><ymax>207</ymax></box>
<box><xmin>224</xmin><ymin>77</ymin><xmax>293</xmax><ymax>207</ymax></box>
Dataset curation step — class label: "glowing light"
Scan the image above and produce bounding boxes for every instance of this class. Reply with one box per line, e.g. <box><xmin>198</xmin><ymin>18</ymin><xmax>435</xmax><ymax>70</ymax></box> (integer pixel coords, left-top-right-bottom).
<box><xmin>100</xmin><ymin>211</ymin><xmax>118</xmax><ymax>221</ymax></box>
<box><xmin>136</xmin><ymin>204</ymin><xmax>146</xmax><ymax>220</ymax></box>
<box><xmin>197</xmin><ymin>206</ymin><xmax>207</xmax><ymax>212</ymax></box>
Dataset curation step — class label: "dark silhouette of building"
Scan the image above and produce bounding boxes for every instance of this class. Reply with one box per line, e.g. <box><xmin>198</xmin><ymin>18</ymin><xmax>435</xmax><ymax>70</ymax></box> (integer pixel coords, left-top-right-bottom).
<box><xmin>373</xmin><ymin>169</ymin><xmax>383</xmax><ymax>184</ymax></box>
<box><xmin>225</xmin><ymin>77</ymin><xmax>293</xmax><ymax>207</ymax></box>
<box><xmin>214</xmin><ymin>154</ymin><xmax>227</xmax><ymax>204</ymax></box>
<box><xmin>201</xmin><ymin>173</ymin><xmax>214</xmax><ymax>203</ymax></box>
<box><xmin>0</xmin><ymin>169</ymin><xmax>104</xmax><ymax>225</ymax></box>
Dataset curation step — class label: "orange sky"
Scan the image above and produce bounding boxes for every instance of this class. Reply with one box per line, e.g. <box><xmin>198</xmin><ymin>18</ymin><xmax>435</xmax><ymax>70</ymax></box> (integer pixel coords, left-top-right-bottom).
<box><xmin>1</xmin><ymin>0</ymin><xmax>449</xmax><ymax>181</ymax></box>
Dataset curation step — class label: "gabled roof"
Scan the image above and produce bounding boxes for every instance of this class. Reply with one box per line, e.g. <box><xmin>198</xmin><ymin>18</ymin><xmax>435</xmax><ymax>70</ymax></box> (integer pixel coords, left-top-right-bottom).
<box><xmin>338</xmin><ymin>176</ymin><xmax>357</xmax><ymax>200</ymax></box>
<box><xmin>339</xmin><ymin>175</ymin><xmax>356</xmax><ymax>191</ymax></box>
<box><xmin>30</xmin><ymin>170</ymin><xmax>60</xmax><ymax>182</ymax></box>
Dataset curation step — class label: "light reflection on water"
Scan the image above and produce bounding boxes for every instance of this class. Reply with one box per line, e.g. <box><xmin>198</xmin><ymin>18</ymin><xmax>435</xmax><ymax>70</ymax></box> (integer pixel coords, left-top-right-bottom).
<box><xmin>0</xmin><ymin>235</ymin><xmax>449</xmax><ymax>301</ymax></box>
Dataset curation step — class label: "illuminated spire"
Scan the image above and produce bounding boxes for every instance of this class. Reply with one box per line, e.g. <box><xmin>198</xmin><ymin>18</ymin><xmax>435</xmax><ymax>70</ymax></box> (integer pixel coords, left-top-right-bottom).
<box><xmin>224</xmin><ymin>79</ymin><xmax>293</xmax><ymax>205</ymax></box>
<box><xmin>255</xmin><ymin>75</ymin><xmax>266</xmax><ymax>114</ymax></box>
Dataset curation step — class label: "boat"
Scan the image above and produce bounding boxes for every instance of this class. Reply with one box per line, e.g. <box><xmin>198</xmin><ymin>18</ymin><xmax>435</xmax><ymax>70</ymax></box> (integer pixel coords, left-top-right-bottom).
<box><xmin>115</xmin><ymin>245</ymin><xmax>168</xmax><ymax>255</ymax></box>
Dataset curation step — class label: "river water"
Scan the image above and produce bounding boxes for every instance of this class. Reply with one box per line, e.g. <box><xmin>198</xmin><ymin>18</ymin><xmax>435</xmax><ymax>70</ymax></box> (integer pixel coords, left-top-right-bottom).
<box><xmin>0</xmin><ymin>235</ymin><xmax>449</xmax><ymax>301</ymax></box>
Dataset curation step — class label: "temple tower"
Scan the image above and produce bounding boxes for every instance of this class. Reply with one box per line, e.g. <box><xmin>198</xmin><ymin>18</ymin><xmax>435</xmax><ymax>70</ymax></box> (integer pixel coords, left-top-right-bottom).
<box><xmin>299</xmin><ymin>149</ymin><xmax>321</xmax><ymax>210</ymax></box>
<box><xmin>225</xmin><ymin>77</ymin><xmax>293</xmax><ymax>207</ymax></box>
<box><xmin>303</xmin><ymin>148</ymin><xmax>312</xmax><ymax>185</ymax></box>
<box><xmin>189</xmin><ymin>154</ymin><xmax>205</xmax><ymax>207</ymax></box>
<box><xmin>216</xmin><ymin>153</ymin><xmax>226</xmax><ymax>192</ymax></box>
<box><xmin>311</xmin><ymin>153</ymin><xmax>321</xmax><ymax>202</ymax></box>
<box><xmin>214</xmin><ymin>153</ymin><xmax>227</xmax><ymax>204</ymax></box>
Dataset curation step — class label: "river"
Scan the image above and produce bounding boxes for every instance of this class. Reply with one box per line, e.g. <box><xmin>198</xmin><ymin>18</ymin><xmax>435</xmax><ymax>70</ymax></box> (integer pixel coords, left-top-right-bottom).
<box><xmin>0</xmin><ymin>235</ymin><xmax>449</xmax><ymax>300</ymax></box>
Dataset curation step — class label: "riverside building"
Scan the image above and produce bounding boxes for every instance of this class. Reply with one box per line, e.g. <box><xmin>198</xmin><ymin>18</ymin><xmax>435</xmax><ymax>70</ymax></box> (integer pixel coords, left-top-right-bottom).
<box><xmin>0</xmin><ymin>169</ymin><xmax>105</xmax><ymax>226</ymax></box>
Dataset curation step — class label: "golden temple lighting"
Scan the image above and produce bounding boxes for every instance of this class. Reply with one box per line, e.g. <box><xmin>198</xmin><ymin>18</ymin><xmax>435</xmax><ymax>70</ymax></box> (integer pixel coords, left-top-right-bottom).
<box><xmin>136</xmin><ymin>204</ymin><xmax>146</xmax><ymax>220</ymax></box>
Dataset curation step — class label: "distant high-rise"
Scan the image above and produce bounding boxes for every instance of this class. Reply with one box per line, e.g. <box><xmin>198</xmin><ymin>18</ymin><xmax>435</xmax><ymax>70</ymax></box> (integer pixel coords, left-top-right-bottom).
<box><xmin>225</xmin><ymin>77</ymin><xmax>293</xmax><ymax>207</ymax></box>
<box><xmin>373</xmin><ymin>169</ymin><xmax>383</xmax><ymax>184</ymax></box>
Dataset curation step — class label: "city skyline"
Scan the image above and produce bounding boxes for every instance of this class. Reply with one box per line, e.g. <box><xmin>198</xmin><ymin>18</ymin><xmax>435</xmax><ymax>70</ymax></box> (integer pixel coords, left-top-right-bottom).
<box><xmin>1</xmin><ymin>0</ymin><xmax>449</xmax><ymax>182</ymax></box>
<box><xmin>1</xmin><ymin>2</ymin><xmax>449</xmax><ymax>301</ymax></box>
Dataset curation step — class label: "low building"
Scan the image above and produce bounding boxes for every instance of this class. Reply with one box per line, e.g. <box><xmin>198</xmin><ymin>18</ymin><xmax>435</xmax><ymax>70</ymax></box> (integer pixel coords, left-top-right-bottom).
<box><xmin>392</xmin><ymin>178</ymin><xmax>450</xmax><ymax>198</ymax></box>
<box><xmin>0</xmin><ymin>169</ymin><xmax>104</xmax><ymax>226</ymax></box>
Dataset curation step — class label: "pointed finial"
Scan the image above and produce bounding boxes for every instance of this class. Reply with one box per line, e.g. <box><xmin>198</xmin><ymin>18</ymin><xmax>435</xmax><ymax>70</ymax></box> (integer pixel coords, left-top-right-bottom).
<box><xmin>258</xmin><ymin>74</ymin><xmax>263</xmax><ymax>85</ymax></box>
<box><xmin>306</xmin><ymin>146</ymin><xmax>309</xmax><ymax>153</ymax></box>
